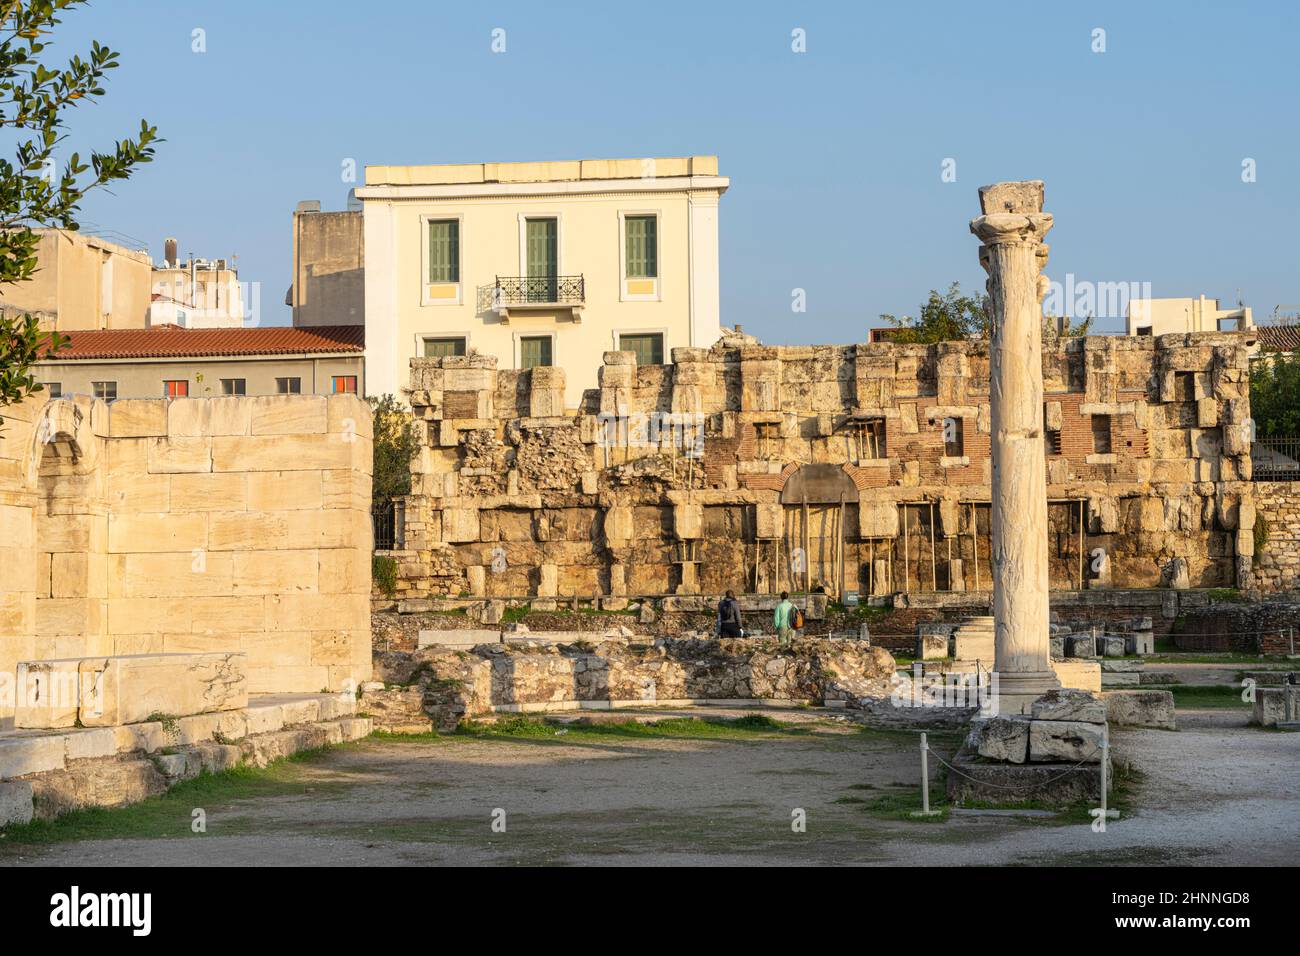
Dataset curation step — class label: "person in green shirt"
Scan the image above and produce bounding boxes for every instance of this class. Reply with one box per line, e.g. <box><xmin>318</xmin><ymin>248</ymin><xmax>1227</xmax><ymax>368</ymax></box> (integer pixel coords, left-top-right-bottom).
<box><xmin>773</xmin><ymin>591</ymin><xmax>796</xmax><ymax>647</ymax></box>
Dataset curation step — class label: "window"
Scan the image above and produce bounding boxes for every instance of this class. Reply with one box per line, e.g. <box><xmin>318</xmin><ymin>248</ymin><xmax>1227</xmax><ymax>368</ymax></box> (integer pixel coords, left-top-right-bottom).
<box><xmin>46</xmin><ymin>382</ymin><xmax>62</xmax><ymax>398</ymax></box>
<box><xmin>332</xmin><ymin>376</ymin><xmax>358</xmax><ymax>394</ymax></box>
<box><xmin>276</xmin><ymin>377</ymin><xmax>301</xmax><ymax>394</ymax></box>
<box><xmin>619</xmin><ymin>333</ymin><xmax>664</xmax><ymax>367</ymax></box>
<box><xmin>427</xmin><ymin>220</ymin><xmax>460</xmax><ymax>283</ymax></box>
<box><xmin>423</xmin><ymin>337</ymin><xmax>467</xmax><ymax>358</ymax></box>
<box><xmin>519</xmin><ymin>336</ymin><xmax>553</xmax><ymax>369</ymax></box>
<box><xmin>943</xmin><ymin>417</ymin><xmax>965</xmax><ymax>457</ymax></box>
<box><xmin>1091</xmin><ymin>415</ymin><xmax>1112</xmax><ymax>455</ymax></box>
<box><xmin>221</xmin><ymin>378</ymin><xmax>246</xmax><ymax>396</ymax></box>
<box><xmin>164</xmin><ymin>379</ymin><xmax>188</xmax><ymax>398</ymax></box>
<box><xmin>92</xmin><ymin>381</ymin><xmax>117</xmax><ymax>402</ymax></box>
<box><xmin>850</xmin><ymin>418</ymin><xmax>886</xmax><ymax>460</ymax></box>
<box><xmin>625</xmin><ymin>215</ymin><xmax>658</xmax><ymax>278</ymax></box>
<box><xmin>525</xmin><ymin>218</ymin><xmax>558</xmax><ymax>301</ymax></box>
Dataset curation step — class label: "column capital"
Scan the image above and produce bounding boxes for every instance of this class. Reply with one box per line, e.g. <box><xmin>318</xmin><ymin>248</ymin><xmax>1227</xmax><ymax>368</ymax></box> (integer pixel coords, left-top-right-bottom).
<box><xmin>969</xmin><ymin>211</ymin><xmax>1053</xmax><ymax>247</ymax></box>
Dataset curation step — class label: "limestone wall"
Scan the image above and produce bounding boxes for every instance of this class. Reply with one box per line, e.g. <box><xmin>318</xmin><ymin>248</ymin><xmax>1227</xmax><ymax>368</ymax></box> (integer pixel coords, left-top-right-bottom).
<box><xmin>392</xmin><ymin>330</ymin><xmax>1263</xmax><ymax>603</ymax></box>
<box><xmin>0</xmin><ymin>392</ymin><xmax>373</xmax><ymax>716</ymax></box>
<box><xmin>1247</xmin><ymin>482</ymin><xmax>1300</xmax><ymax>593</ymax></box>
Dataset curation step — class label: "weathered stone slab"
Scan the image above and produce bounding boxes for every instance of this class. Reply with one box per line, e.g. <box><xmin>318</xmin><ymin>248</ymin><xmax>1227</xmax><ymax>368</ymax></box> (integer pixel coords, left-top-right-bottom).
<box><xmin>968</xmin><ymin>716</ymin><xmax>1030</xmax><ymax>763</ymax></box>
<box><xmin>1030</xmin><ymin>688</ymin><xmax>1106</xmax><ymax>723</ymax></box>
<box><xmin>79</xmin><ymin>652</ymin><xmax>247</xmax><ymax>727</ymax></box>
<box><xmin>419</xmin><ymin>629</ymin><xmax>501</xmax><ymax>648</ymax></box>
<box><xmin>916</xmin><ymin>633</ymin><xmax>948</xmax><ymax>660</ymax></box>
<box><xmin>1028</xmin><ymin>719</ymin><xmax>1104</xmax><ymax>763</ymax></box>
<box><xmin>0</xmin><ymin>735</ymin><xmax>66</xmax><ymax>779</ymax></box>
<box><xmin>1103</xmin><ymin>690</ymin><xmax>1176</xmax><ymax>729</ymax></box>
<box><xmin>13</xmin><ymin>660</ymin><xmax>83</xmax><ymax>729</ymax></box>
<box><xmin>1051</xmin><ymin>659</ymin><xmax>1101</xmax><ymax>693</ymax></box>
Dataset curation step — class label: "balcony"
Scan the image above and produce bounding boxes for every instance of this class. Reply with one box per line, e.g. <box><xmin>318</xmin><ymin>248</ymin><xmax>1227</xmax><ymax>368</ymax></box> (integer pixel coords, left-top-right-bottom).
<box><xmin>492</xmin><ymin>275</ymin><xmax>585</xmax><ymax>322</ymax></box>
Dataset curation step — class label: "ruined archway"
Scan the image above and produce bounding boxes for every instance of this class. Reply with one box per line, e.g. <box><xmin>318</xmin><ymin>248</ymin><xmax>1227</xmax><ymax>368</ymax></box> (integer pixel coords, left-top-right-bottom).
<box><xmin>779</xmin><ymin>465</ymin><xmax>860</xmax><ymax>598</ymax></box>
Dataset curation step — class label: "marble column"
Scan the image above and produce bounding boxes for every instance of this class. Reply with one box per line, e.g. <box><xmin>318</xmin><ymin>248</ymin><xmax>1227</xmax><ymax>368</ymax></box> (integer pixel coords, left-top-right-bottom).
<box><xmin>970</xmin><ymin>181</ymin><xmax>1060</xmax><ymax>713</ymax></box>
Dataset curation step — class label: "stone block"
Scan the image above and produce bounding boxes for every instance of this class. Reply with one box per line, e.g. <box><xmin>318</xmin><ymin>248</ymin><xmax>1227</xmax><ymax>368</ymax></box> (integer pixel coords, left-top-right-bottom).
<box><xmin>969</xmin><ymin>716</ymin><xmax>1030</xmax><ymax>763</ymax></box>
<box><xmin>755</xmin><ymin>503</ymin><xmax>783</xmax><ymax>540</ymax></box>
<box><xmin>1104</xmin><ymin>690</ymin><xmax>1176</xmax><ymax>729</ymax></box>
<box><xmin>1028</xmin><ymin>719</ymin><xmax>1104</xmax><ymax>763</ymax></box>
<box><xmin>14</xmin><ymin>659</ymin><xmax>83</xmax><ymax>728</ymax></box>
<box><xmin>63</xmin><ymin>727</ymin><xmax>118</xmax><ymax>761</ymax></box>
<box><xmin>249</xmin><ymin>396</ymin><xmax>328</xmax><ymax>436</ymax></box>
<box><xmin>108</xmin><ymin>400</ymin><xmax>168</xmax><ymax>438</ymax></box>
<box><xmin>0</xmin><ymin>780</ymin><xmax>34</xmax><ymax>825</ymax></box>
<box><xmin>916</xmin><ymin>633</ymin><xmax>948</xmax><ymax>660</ymax></box>
<box><xmin>1100</xmin><ymin>635</ymin><xmax>1126</xmax><ymax>657</ymax></box>
<box><xmin>417</xmin><ymin>629</ymin><xmax>501</xmax><ymax>648</ymax></box>
<box><xmin>1030</xmin><ymin>689</ymin><xmax>1106</xmax><ymax>723</ymax></box>
<box><xmin>79</xmin><ymin>652</ymin><xmax>248</xmax><ymax>727</ymax></box>
<box><xmin>1126</xmin><ymin>631</ymin><xmax>1155</xmax><ymax>655</ymax></box>
<box><xmin>858</xmin><ymin>500</ymin><xmax>899</xmax><ymax>539</ymax></box>
<box><xmin>673</xmin><ymin>503</ymin><xmax>703</xmax><ymax>539</ymax></box>
<box><xmin>148</xmin><ymin>436</ymin><xmax>212</xmax><ymax>474</ymax></box>
<box><xmin>0</xmin><ymin>735</ymin><xmax>65</xmax><ymax>779</ymax></box>
<box><xmin>1051</xmin><ymin>659</ymin><xmax>1102</xmax><ymax>693</ymax></box>
<box><xmin>603</xmin><ymin>506</ymin><xmax>634</xmax><ymax>544</ymax></box>
<box><xmin>537</xmin><ymin>563</ymin><xmax>558</xmax><ymax>597</ymax></box>
<box><xmin>1068</xmin><ymin>634</ymin><xmax>1097</xmax><ymax>658</ymax></box>
<box><xmin>442</xmin><ymin>507</ymin><xmax>480</xmax><ymax>543</ymax></box>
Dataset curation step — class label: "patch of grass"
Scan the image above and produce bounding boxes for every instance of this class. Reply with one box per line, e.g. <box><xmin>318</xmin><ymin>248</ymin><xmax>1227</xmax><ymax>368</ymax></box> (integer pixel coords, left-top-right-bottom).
<box><xmin>0</xmin><ymin>749</ymin><xmax>349</xmax><ymax>849</ymax></box>
<box><xmin>501</xmin><ymin>604</ymin><xmax>530</xmax><ymax>625</ymax></box>
<box><xmin>371</xmin><ymin>555</ymin><xmax>397</xmax><ymax>597</ymax></box>
<box><xmin>455</xmin><ymin>713</ymin><xmax>801</xmax><ymax>741</ymax></box>
<box><xmin>369</xmin><ymin>730</ymin><xmax>445</xmax><ymax>742</ymax></box>
<box><xmin>854</xmin><ymin>788</ymin><xmax>950</xmax><ymax>822</ymax></box>
<box><xmin>1169</xmin><ymin>684</ymin><xmax>1250</xmax><ymax>709</ymax></box>
<box><xmin>1201</xmin><ymin>587</ymin><xmax>1246</xmax><ymax>604</ymax></box>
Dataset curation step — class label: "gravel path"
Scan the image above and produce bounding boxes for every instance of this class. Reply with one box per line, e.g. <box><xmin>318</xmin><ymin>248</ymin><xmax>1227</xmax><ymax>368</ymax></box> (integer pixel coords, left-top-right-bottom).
<box><xmin>4</xmin><ymin>707</ymin><xmax>1297</xmax><ymax>866</ymax></box>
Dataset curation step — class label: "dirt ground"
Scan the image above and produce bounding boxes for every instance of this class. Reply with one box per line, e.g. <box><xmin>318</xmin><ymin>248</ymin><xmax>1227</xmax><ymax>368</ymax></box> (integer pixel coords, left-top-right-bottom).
<box><xmin>4</xmin><ymin>706</ymin><xmax>1297</xmax><ymax>867</ymax></box>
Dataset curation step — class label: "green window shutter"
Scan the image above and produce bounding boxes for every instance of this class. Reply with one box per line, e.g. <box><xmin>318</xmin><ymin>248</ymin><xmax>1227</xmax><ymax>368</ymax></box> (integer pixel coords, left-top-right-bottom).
<box><xmin>625</xmin><ymin>215</ymin><xmax>657</xmax><ymax>278</ymax></box>
<box><xmin>520</xmin><ymin>336</ymin><xmax>553</xmax><ymax>369</ymax></box>
<box><xmin>620</xmin><ymin>333</ymin><xmax>664</xmax><ymax>366</ymax></box>
<box><xmin>525</xmin><ymin>219</ymin><xmax>557</xmax><ymax>302</ymax></box>
<box><xmin>428</xmin><ymin>220</ymin><xmax>459</xmax><ymax>282</ymax></box>
<box><xmin>423</xmin><ymin>337</ymin><xmax>467</xmax><ymax>358</ymax></box>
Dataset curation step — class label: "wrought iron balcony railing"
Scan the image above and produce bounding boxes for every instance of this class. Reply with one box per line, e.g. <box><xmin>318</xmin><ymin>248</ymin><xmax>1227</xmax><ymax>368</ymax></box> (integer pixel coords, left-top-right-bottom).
<box><xmin>494</xmin><ymin>274</ymin><xmax>584</xmax><ymax>307</ymax></box>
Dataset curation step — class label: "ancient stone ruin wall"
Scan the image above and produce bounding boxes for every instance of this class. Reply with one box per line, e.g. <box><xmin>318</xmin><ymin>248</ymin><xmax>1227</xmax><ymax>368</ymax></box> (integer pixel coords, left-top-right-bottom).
<box><xmin>389</xmin><ymin>331</ymin><xmax>1258</xmax><ymax>604</ymax></box>
<box><xmin>0</xmin><ymin>392</ymin><xmax>373</xmax><ymax>716</ymax></box>
<box><xmin>1246</xmin><ymin>482</ymin><xmax>1300</xmax><ymax>594</ymax></box>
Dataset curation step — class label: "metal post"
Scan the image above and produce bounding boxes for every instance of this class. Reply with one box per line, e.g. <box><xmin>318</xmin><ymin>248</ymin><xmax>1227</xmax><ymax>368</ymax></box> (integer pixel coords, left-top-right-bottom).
<box><xmin>920</xmin><ymin>732</ymin><xmax>930</xmax><ymax>814</ymax></box>
<box><xmin>1100</xmin><ymin>723</ymin><xmax>1109</xmax><ymax>820</ymax></box>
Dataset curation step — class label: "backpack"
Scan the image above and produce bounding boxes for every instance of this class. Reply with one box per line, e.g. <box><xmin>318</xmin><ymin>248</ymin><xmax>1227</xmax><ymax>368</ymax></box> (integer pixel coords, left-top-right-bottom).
<box><xmin>791</xmin><ymin>606</ymin><xmax>804</xmax><ymax>630</ymax></box>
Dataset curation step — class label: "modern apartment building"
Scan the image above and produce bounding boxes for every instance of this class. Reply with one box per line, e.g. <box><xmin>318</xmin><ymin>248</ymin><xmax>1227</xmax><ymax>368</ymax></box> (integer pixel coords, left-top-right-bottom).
<box><xmin>355</xmin><ymin>156</ymin><xmax>728</xmax><ymax>405</ymax></box>
<box><xmin>0</xmin><ymin>228</ymin><xmax>154</xmax><ymax>331</ymax></box>
<box><xmin>1126</xmin><ymin>295</ymin><xmax>1253</xmax><ymax>336</ymax></box>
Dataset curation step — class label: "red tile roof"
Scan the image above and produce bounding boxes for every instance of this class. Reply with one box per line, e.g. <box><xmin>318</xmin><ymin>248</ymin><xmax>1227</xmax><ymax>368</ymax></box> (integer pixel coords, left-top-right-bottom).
<box><xmin>43</xmin><ymin>324</ymin><xmax>365</xmax><ymax>360</ymax></box>
<box><xmin>1255</xmin><ymin>325</ymin><xmax>1300</xmax><ymax>353</ymax></box>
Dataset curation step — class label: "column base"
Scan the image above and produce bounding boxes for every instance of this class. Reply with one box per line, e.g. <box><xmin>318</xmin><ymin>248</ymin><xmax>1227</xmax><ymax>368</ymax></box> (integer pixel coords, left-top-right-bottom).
<box><xmin>994</xmin><ymin>669</ymin><xmax>1061</xmax><ymax>716</ymax></box>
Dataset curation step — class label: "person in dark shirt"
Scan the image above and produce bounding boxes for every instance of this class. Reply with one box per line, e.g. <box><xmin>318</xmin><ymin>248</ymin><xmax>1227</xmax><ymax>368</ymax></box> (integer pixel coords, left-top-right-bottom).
<box><xmin>717</xmin><ymin>589</ymin><xmax>743</xmax><ymax>638</ymax></box>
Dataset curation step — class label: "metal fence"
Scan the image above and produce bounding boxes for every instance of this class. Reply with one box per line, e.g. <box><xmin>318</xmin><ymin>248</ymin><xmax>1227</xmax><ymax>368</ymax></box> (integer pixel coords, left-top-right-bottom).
<box><xmin>372</xmin><ymin>501</ymin><xmax>396</xmax><ymax>550</ymax></box>
<box><xmin>1252</xmin><ymin>438</ymin><xmax>1300</xmax><ymax>481</ymax></box>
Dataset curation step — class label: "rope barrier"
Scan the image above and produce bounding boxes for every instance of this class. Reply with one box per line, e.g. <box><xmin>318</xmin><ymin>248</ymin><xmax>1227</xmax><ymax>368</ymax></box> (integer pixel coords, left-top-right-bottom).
<box><xmin>928</xmin><ymin>740</ymin><xmax>1105</xmax><ymax>790</ymax></box>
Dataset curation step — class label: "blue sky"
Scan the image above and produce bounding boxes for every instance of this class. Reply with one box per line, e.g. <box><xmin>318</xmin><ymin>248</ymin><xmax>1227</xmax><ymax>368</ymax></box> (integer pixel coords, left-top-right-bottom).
<box><xmin>50</xmin><ymin>0</ymin><xmax>1300</xmax><ymax>337</ymax></box>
